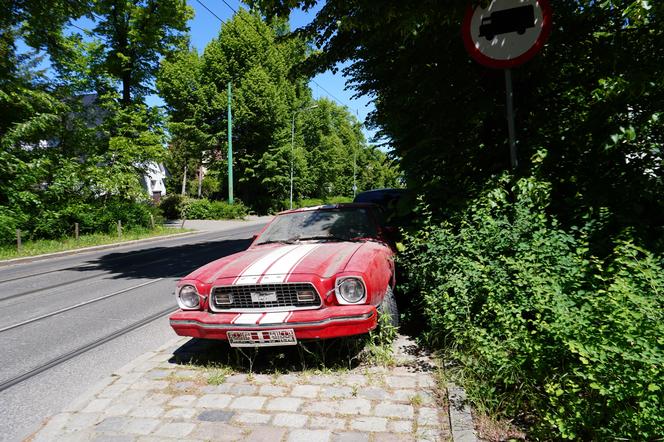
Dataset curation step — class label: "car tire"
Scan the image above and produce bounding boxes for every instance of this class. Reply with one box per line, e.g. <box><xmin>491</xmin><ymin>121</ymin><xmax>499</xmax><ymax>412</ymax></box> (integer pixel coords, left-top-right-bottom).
<box><xmin>377</xmin><ymin>286</ymin><xmax>399</xmax><ymax>329</ymax></box>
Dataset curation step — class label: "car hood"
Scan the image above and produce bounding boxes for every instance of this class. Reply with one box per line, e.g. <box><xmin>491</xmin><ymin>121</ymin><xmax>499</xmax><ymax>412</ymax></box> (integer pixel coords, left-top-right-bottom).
<box><xmin>188</xmin><ymin>241</ymin><xmax>365</xmax><ymax>285</ymax></box>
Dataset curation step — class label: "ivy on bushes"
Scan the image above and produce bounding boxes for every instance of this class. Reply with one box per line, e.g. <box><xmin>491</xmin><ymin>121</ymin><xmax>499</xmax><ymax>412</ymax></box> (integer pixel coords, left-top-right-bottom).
<box><xmin>400</xmin><ymin>175</ymin><xmax>663</xmax><ymax>439</ymax></box>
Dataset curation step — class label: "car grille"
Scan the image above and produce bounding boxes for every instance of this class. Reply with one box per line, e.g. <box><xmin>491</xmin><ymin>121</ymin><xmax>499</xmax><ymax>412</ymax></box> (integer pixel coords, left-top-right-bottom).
<box><xmin>210</xmin><ymin>283</ymin><xmax>321</xmax><ymax>311</ymax></box>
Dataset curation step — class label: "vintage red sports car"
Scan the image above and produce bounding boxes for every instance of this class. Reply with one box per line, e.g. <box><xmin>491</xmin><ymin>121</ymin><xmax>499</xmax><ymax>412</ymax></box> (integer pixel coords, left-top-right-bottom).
<box><xmin>169</xmin><ymin>203</ymin><xmax>398</xmax><ymax>347</ymax></box>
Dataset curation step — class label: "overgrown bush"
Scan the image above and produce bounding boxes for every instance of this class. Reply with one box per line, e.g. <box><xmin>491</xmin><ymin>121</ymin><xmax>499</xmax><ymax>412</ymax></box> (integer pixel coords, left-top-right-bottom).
<box><xmin>159</xmin><ymin>194</ymin><xmax>185</xmax><ymax>219</ymax></box>
<box><xmin>184</xmin><ymin>198</ymin><xmax>247</xmax><ymax>220</ymax></box>
<box><xmin>400</xmin><ymin>175</ymin><xmax>663</xmax><ymax>439</ymax></box>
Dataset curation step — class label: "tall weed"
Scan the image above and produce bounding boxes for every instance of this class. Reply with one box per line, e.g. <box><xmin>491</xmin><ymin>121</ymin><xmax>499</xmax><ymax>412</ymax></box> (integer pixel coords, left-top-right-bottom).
<box><xmin>400</xmin><ymin>175</ymin><xmax>663</xmax><ymax>439</ymax></box>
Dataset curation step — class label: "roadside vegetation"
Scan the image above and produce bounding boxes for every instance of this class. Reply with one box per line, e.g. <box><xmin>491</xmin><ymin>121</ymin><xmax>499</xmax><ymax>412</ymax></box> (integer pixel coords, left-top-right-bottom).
<box><xmin>256</xmin><ymin>0</ymin><xmax>664</xmax><ymax>439</ymax></box>
<box><xmin>1</xmin><ymin>2</ymin><xmax>400</xmax><ymax>247</ymax></box>
<box><xmin>0</xmin><ymin>226</ymin><xmax>187</xmax><ymax>261</ymax></box>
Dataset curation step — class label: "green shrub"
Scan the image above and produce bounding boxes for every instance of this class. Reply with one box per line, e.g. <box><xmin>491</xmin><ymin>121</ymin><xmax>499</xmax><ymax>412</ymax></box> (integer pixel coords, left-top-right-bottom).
<box><xmin>400</xmin><ymin>175</ymin><xmax>664</xmax><ymax>439</ymax></box>
<box><xmin>0</xmin><ymin>208</ymin><xmax>22</xmax><ymax>245</ymax></box>
<box><xmin>159</xmin><ymin>194</ymin><xmax>185</xmax><ymax>220</ymax></box>
<box><xmin>183</xmin><ymin>198</ymin><xmax>247</xmax><ymax>220</ymax></box>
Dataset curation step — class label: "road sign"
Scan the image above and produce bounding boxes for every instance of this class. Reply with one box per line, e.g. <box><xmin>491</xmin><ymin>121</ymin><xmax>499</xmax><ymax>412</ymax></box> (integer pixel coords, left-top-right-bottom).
<box><xmin>462</xmin><ymin>0</ymin><xmax>552</xmax><ymax>69</ymax></box>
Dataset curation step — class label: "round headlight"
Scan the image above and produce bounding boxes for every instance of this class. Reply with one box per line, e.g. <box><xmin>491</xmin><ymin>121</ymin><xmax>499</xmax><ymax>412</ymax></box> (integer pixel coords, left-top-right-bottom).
<box><xmin>336</xmin><ymin>278</ymin><xmax>366</xmax><ymax>304</ymax></box>
<box><xmin>177</xmin><ymin>285</ymin><xmax>200</xmax><ymax>309</ymax></box>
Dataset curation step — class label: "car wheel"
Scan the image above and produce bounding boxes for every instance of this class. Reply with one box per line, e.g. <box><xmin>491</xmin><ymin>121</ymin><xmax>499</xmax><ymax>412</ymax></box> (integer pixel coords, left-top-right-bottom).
<box><xmin>377</xmin><ymin>286</ymin><xmax>399</xmax><ymax>328</ymax></box>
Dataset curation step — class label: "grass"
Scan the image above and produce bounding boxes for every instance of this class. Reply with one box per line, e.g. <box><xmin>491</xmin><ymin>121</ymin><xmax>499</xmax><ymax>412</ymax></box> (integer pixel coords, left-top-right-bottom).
<box><xmin>0</xmin><ymin>226</ymin><xmax>192</xmax><ymax>261</ymax></box>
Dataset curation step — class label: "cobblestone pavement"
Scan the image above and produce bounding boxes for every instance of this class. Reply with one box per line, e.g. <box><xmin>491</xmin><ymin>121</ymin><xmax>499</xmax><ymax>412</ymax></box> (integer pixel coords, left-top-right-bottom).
<box><xmin>30</xmin><ymin>335</ymin><xmax>452</xmax><ymax>442</ymax></box>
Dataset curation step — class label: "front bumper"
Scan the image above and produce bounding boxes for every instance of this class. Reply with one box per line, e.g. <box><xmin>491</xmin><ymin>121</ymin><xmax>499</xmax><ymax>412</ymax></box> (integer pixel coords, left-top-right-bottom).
<box><xmin>169</xmin><ymin>305</ymin><xmax>377</xmax><ymax>341</ymax></box>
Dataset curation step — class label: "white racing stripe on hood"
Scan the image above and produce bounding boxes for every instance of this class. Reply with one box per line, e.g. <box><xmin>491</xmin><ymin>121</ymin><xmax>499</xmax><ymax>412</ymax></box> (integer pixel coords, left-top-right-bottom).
<box><xmin>259</xmin><ymin>244</ymin><xmax>321</xmax><ymax>284</ymax></box>
<box><xmin>233</xmin><ymin>245</ymin><xmax>299</xmax><ymax>285</ymax></box>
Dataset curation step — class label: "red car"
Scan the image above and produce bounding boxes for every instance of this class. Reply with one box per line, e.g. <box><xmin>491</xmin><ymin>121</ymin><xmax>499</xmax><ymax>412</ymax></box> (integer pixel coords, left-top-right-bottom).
<box><xmin>169</xmin><ymin>204</ymin><xmax>398</xmax><ymax>347</ymax></box>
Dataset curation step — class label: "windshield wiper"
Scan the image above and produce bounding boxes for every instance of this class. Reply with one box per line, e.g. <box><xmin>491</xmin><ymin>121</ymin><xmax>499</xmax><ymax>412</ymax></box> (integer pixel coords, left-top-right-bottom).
<box><xmin>255</xmin><ymin>238</ymin><xmax>298</xmax><ymax>245</ymax></box>
<box><xmin>295</xmin><ymin>235</ymin><xmax>361</xmax><ymax>242</ymax></box>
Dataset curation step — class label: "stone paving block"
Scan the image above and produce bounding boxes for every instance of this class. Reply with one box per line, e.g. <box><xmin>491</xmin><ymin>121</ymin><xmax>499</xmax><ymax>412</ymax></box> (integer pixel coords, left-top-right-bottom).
<box><xmin>417</xmin><ymin>426</ymin><xmax>441</xmax><ymax>442</ymax></box>
<box><xmin>287</xmin><ymin>429</ymin><xmax>331</xmax><ymax>442</ymax></box>
<box><xmin>128</xmin><ymin>406</ymin><xmax>164</xmax><ymax>418</ymax></box>
<box><xmin>129</xmin><ymin>380</ymin><xmax>168</xmax><ymax>391</ymax></box>
<box><xmin>358</xmin><ymin>387</ymin><xmax>389</xmax><ymax>401</ymax></box>
<box><xmin>142</xmin><ymin>393</ymin><xmax>171</xmax><ymax>406</ymax></box>
<box><xmin>349</xmin><ymin>416</ymin><xmax>387</xmax><ymax>432</ymax></box>
<box><xmin>169</xmin><ymin>369</ymin><xmax>197</xmax><ymax>378</ymax></box>
<box><xmin>320</xmin><ymin>386</ymin><xmax>352</xmax><ymax>399</ymax></box>
<box><xmin>417</xmin><ymin>407</ymin><xmax>440</xmax><ymax>428</ymax></box>
<box><xmin>375</xmin><ymin>402</ymin><xmax>414</xmax><ymax>418</ymax></box>
<box><xmin>337</xmin><ymin>398</ymin><xmax>371</xmax><ymax>415</ymax></box>
<box><xmin>229</xmin><ymin>383</ymin><xmax>258</xmax><ymax>395</ymax></box>
<box><xmin>276</xmin><ymin>374</ymin><xmax>299</xmax><ymax>385</ymax></box>
<box><xmin>111</xmin><ymin>390</ymin><xmax>148</xmax><ymax>407</ymax></box>
<box><xmin>308</xmin><ymin>416</ymin><xmax>346</xmax><ymax>430</ymax></box>
<box><xmin>386</xmin><ymin>376</ymin><xmax>417</xmax><ymax>389</ymax></box>
<box><xmin>189</xmin><ymin>422</ymin><xmax>244</xmax><ymax>441</ymax></box>
<box><xmin>98</xmin><ymin>383</ymin><xmax>130</xmax><ymax>399</ymax></box>
<box><xmin>376</xmin><ymin>433</ymin><xmax>416</xmax><ymax>442</ymax></box>
<box><xmin>152</xmin><ymin>422</ymin><xmax>196</xmax><ymax>438</ymax></box>
<box><xmin>197</xmin><ymin>410</ymin><xmax>234</xmax><ymax>423</ymax></box>
<box><xmin>224</xmin><ymin>374</ymin><xmax>248</xmax><ymax>383</ymax></box>
<box><xmin>168</xmin><ymin>394</ymin><xmax>197</xmax><ymax>407</ymax></box>
<box><xmin>65</xmin><ymin>413</ymin><xmax>104</xmax><ymax>431</ymax></box>
<box><xmin>90</xmin><ymin>433</ymin><xmax>135</xmax><ymax>442</ymax></box>
<box><xmin>342</xmin><ymin>374</ymin><xmax>367</xmax><ymax>386</ymax></box>
<box><xmin>201</xmin><ymin>383</ymin><xmax>234</xmax><ymax>394</ymax></box>
<box><xmin>197</xmin><ymin>393</ymin><xmax>233</xmax><ymax>408</ymax></box>
<box><xmin>82</xmin><ymin>398</ymin><xmax>113</xmax><ymax>413</ymax></box>
<box><xmin>249</xmin><ymin>374</ymin><xmax>273</xmax><ymax>384</ymax></box>
<box><xmin>331</xmin><ymin>432</ymin><xmax>369</xmax><ymax>442</ymax></box>
<box><xmin>34</xmin><ymin>412</ymin><xmax>71</xmax><ymax>440</ymax></box>
<box><xmin>114</xmin><ymin>372</ymin><xmax>143</xmax><ymax>385</ymax></box>
<box><xmin>95</xmin><ymin>416</ymin><xmax>130</xmax><ymax>432</ymax></box>
<box><xmin>273</xmin><ymin>413</ymin><xmax>308</xmax><ymax>428</ymax></box>
<box><xmin>145</xmin><ymin>370</ymin><xmax>170</xmax><ymax>380</ymax></box>
<box><xmin>229</xmin><ymin>395</ymin><xmax>267</xmax><ymax>410</ymax></box>
<box><xmin>306</xmin><ymin>375</ymin><xmax>337</xmax><ymax>385</ymax></box>
<box><xmin>259</xmin><ymin>385</ymin><xmax>288</xmax><ymax>396</ymax></box>
<box><xmin>164</xmin><ymin>407</ymin><xmax>197</xmax><ymax>419</ymax></box>
<box><xmin>388</xmin><ymin>419</ymin><xmax>414</xmax><ymax>433</ymax></box>
<box><xmin>391</xmin><ymin>389</ymin><xmax>420</xmax><ymax>403</ymax></box>
<box><xmin>123</xmin><ymin>418</ymin><xmax>160</xmax><ymax>435</ymax></box>
<box><xmin>291</xmin><ymin>385</ymin><xmax>320</xmax><ymax>398</ymax></box>
<box><xmin>301</xmin><ymin>400</ymin><xmax>339</xmax><ymax>415</ymax></box>
<box><xmin>173</xmin><ymin>381</ymin><xmax>198</xmax><ymax>391</ymax></box>
<box><xmin>232</xmin><ymin>412</ymin><xmax>272</xmax><ymax>425</ymax></box>
<box><xmin>418</xmin><ymin>374</ymin><xmax>436</xmax><ymax>388</ymax></box>
<box><xmin>245</xmin><ymin>426</ymin><xmax>286</xmax><ymax>442</ymax></box>
<box><xmin>265</xmin><ymin>397</ymin><xmax>303</xmax><ymax>412</ymax></box>
<box><xmin>102</xmin><ymin>403</ymin><xmax>134</xmax><ymax>417</ymax></box>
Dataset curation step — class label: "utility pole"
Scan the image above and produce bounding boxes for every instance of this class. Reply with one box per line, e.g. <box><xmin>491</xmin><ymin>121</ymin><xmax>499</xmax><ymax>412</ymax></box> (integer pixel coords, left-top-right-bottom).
<box><xmin>290</xmin><ymin>105</ymin><xmax>318</xmax><ymax>209</ymax></box>
<box><xmin>227</xmin><ymin>82</ymin><xmax>234</xmax><ymax>204</ymax></box>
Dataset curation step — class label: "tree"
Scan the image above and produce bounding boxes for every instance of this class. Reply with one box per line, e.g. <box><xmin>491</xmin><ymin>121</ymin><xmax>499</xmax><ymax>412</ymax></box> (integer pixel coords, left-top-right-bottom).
<box><xmin>90</xmin><ymin>0</ymin><xmax>193</xmax><ymax>106</ymax></box>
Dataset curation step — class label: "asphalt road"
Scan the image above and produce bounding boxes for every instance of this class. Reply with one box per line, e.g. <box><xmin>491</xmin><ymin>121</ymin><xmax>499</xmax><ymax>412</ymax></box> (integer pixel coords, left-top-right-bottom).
<box><xmin>0</xmin><ymin>222</ymin><xmax>266</xmax><ymax>442</ymax></box>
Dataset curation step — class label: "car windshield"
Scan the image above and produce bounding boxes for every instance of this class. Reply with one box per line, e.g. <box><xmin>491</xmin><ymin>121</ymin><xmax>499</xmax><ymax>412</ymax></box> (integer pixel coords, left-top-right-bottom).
<box><xmin>255</xmin><ymin>208</ymin><xmax>378</xmax><ymax>244</ymax></box>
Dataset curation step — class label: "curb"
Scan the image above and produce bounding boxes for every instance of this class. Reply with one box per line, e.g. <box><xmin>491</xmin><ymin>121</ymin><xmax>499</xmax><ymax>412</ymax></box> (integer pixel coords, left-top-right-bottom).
<box><xmin>448</xmin><ymin>383</ymin><xmax>478</xmax><ymax>442</ymax></box>
<box><xmin>0</xmin><ymin>230</ymin><xmax>199</xmax><ymax>267</ymax></box>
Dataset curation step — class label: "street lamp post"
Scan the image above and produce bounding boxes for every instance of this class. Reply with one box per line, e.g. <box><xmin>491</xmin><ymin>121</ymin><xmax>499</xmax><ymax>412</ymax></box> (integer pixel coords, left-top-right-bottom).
<box><xmin>290</xmin><ymin>105</ymin><xmax>318</xmax><ymax>209</ymax></box>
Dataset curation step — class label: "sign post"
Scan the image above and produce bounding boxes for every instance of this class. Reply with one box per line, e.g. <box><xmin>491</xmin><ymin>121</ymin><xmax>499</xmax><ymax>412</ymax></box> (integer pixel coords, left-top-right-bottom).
<box><xmin>462</xmin><ymin>0</ymin><xmax>552</xmax><ymax>169</ymax></box>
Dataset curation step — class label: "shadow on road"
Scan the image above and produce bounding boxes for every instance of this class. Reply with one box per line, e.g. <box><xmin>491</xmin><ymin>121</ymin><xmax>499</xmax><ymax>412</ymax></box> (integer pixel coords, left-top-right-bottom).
<box><xmin>169</xmin><ymin>336</ymin><xmax>369</xmax><ymax>374</ymax></box>
<box><xmin>75</xmin><ymin>238</ymin><xmax>253</xmax><ymax>280</ymax></box>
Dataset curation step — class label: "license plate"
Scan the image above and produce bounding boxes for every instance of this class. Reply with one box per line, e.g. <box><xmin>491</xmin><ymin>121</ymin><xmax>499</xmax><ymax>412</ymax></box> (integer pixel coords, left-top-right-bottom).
<box><xmin>227</xmin><ymin>329</ymin><xmax>297</xmax><ymax>347</ymax></box>
<box><xmin>250</xmin><ymin>291</ymin><xmax>278</xmax><ymax>302</ymax></box>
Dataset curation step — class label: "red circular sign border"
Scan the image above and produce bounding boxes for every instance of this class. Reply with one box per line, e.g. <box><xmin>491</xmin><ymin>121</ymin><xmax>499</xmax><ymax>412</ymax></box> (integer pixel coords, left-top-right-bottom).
<box><xmin>462</xmin><ymin>0</ymin><xmax>552</xmax><ymax>69</ymax></box>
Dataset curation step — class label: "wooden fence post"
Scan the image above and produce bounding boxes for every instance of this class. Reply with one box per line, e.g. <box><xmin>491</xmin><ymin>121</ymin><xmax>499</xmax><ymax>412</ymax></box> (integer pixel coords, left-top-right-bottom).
<box><xmin>117</xmin><ymin>220</ymin><xmax>122</xmax><ymax>237</ymax></box>
<box><xmin>75</xmin><ymin>223</ymin><xmax>79</xmax><ymax>241</ymax></box>
<box><xmin>150</xmin><ymin>214</ymin><xmax>155</xmax><ymax>230</ymax></box>
<box><xmin>16</xmin><ymin>229</ymin><xmax>21</xmax><ymax>253</ymax></box>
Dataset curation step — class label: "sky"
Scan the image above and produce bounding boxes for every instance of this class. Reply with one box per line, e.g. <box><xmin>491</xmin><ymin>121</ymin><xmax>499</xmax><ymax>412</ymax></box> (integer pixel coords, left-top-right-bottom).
<box><xmin>183</xmin><ymin>0</ymin><xmax>378</xmax><ymax>143</ymax></box>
